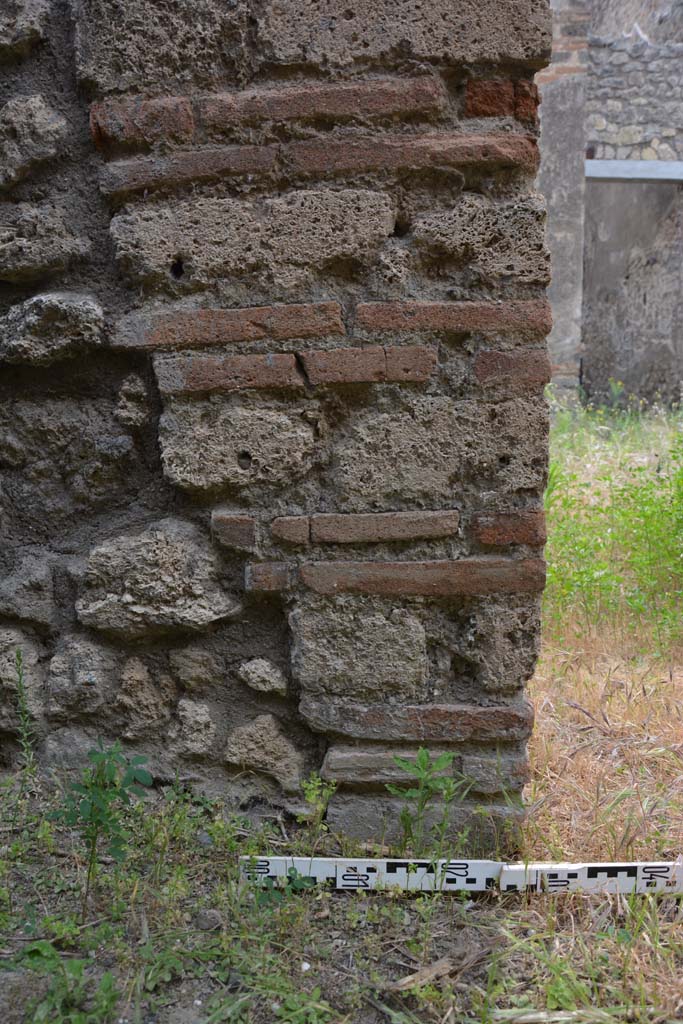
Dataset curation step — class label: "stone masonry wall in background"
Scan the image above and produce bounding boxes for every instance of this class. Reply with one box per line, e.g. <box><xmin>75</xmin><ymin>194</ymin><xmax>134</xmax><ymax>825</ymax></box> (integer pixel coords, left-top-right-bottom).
<box><xmin>0</xmin><ymin>0</ymin><xmax>552</xmax><ymax>847</ymax></box>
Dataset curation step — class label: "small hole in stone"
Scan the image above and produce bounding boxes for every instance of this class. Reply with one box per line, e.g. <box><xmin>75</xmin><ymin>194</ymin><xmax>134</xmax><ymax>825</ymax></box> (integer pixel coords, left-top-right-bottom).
<box><xmin>392</xmin><ymin>216</ymin><xmax>410</xmax><ymax>238</ymax></box>
<box><xmin>237</xmin><ymin>450</ymin><xmax>252</xmax><ymax>469</ymax></box>
<box><xmin>499</xmin><ymin>455</ymin><xmax>511</xmax><ymax>467</ymax></box>
<box><xmin>170</xmin><ymin>258</ymin><xmax>185</xmax><ymax>279</ymax></box>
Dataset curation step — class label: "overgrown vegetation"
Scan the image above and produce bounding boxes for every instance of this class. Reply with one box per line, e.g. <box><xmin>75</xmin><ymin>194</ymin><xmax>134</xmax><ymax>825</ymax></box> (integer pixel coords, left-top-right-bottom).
<box><xmin>1</xmin><ymin>398</ymin><xmax>682</xmax><ymax>1022</ymax></box>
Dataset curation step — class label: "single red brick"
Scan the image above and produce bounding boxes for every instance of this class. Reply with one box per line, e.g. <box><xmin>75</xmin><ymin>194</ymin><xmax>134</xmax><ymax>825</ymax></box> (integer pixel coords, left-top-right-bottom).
<box><xmin>300</xmin><ymin>697</ymin><xmax>535</xmax><ymax>743</ymax></box>
<box><xmin>153</xmin><ymin>352</ymin><xmax>304</xmax><ymax>396</ymax></box>
<box><xmin>384</xmin><ymin>345</ymin><xmax>437</xmax><ymax>382</ymax></box>
<box><xmin>471</xmin><ymin>510</ymin><xmax>547</xmax><ymax>548</ymax></box>
<box><xmin>284</xmin><ymin>132</ymin><xmax>539</xmax><ymax>177</ymax></box>
<box><xmin>309</xmin><ymin>510</ymin><xmax>460</xmax><ymax>544</ymax></box>
<box><xmin>464</xmin><ymin>79</ymin><xmax>516</xmax><ymax>118</ymax></box>
<box><xmin>200</xmin><ymin>76</ymin><xmax>448</xmax><ymax>132</ymax></box>
<box><xmin>100</xmin><ymin>144</ymin><xmax>278</xmax><ymax>198</ymax></box>
<box><xmin>300</xmin><ymin>346</ymin><xmax>386</xmax><ymax>385</ymax></box>
<box><xmin>515</xmin><ymin>81</ymin><xmax>541</xmax><ymax>125</ymax></box>
<box><xmin>90</xmin><ymin>97</ymin><xmax>195</xmax><ymax>149</ymax></box>
<box><xmin>112</xmin><ymin>302</ymin><xmax>345</xmax><ymax>351</ymax></box>
<box><xmin>211</xmin><ymin>512</ymin><xmax>256</xmax><ymax>552</ymax></box>
<box><xmin>299</xmin><ymin>558</ymin><xmax>546</xmax><ymax>597</ymax></box>
<box><xmin>245</xmin><ymin>563</ymin><xmax>292</xmax><ymax>593</ymax></box>
<box><xmin>474</xmin><ymin>350</ymin><xmax>552</xmax><ymax>388</ymax></box>
<box><xmin>356</xmin><ymin>300</ymin><xmax>552</xmax><ymax>341</ymax></box>
<box><xmin>271</xmin><ymin>517</ymin><xmax>311</xmax><ymax>545</ymax></box>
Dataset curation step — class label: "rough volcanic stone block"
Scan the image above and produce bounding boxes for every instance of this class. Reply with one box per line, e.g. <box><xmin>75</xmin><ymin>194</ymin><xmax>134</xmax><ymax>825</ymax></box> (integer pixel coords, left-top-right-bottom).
<box><xmin>73</xmin><ymin>0</ymin><xmax>248</xmax><ymax>93</ymax></box>
<box><xmin>237</xmin><ymin>658</ymin><xmax>288</xmax><ymax>696</ymax></box>
<box><xmin>110</xmin><ymin>190</ymin><xmax>395</xmax><ymax>291</ymax></box>
<box><xmin>331</xmin><ymin>396</ymin><xmax>548</xmax><ymax>510</ymax></box>
<box><xmin>159</xmin><ymin>400</ymin><xmax>320</xmax><ymax>495</ymax></box>
<box><xmin>0</xmin><ymin>293</ymin><xmax>103</xmax><ymax>365</ymax></box>
<box><xmin>255</xmin><ymin>0</ymin><xmax>551</xmax><ymax>68</ymax></box>
<box><xmin>290</xmin><ymin>598</ymin><xmax>428</xmax><ymax>700</ymax></box>
<box><xmin>0</xmin><ymin>95</ymin><xmax>67</xmax><ymax>191</ymax></box>
<box><xmin>413</xmin><ymin>194</ymin><xmax>550</xmax><ymax>284</ymax></box>
<box><xmin>0</xmin><ymin>0</ymin><xmax>48</xmax><ymax>64</ymax></box>
<box><xmin>0</xmin><ymin>203</ymin><xmax>90</xmax><ymax>282</ymax></box>
<box><xmin>76</xmin><ymin>519</ymin><xmax>240</xmax><ymax>641</ymax></box>
<box><xmin>46</xmin><ymin>636</ymin><xmax>118</xmax><ymax>720</ymax></box>
<box><xmin>224</xmin><ymin>714</ymin><xmax>305</xmax><ymax>793</ymax></box>
<box><xmin>325</xmin><ymin>793</ymin><xmax>523</xmax><ymax>848</ymax></box>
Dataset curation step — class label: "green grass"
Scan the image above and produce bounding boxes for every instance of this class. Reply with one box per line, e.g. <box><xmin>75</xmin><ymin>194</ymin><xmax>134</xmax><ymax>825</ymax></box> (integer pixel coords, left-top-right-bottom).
<box><xmin>544</xmin><ymin>395</ymin><xmax>683</xmax><ymax>658</ymax></box>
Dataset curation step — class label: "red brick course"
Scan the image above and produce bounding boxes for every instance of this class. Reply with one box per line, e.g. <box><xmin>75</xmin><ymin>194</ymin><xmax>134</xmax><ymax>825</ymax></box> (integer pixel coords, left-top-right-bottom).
<box><xmin>100</xmin><ymin>132</ymin><xmax>539</xmax><ymax>198</ymax></box>
<box><xmin>299</xmin><ymin>558</ymin><xmax>546</xmax><ymax>596</ymax></box>
<box><xmin>112</xmin><ymin>303</ymin><xmax>344</xmax><ymax>351</ymax></box>
<box><xmin>154</xmin><ymin>352</ymin><xmax>304</xmax><ymax>396</ymax></box>
<box><xmin>246</xmin><ymin>557</ymin><xmax>545</xmax><ymax>595</ymax></box>
<box><xmin>100</xmin><ymin>144</ymin><xmax>279</xmax><ymax>197</ymax></box>
<box><xmin>91</xmin><ymin>96</ymin><xmax>195</xmax><ymax>149</ymax></box>
<box><xmin>91</xmin><ymin>78</ymin><xmax>448</xmax><ymax>150</ymax></box>
<box><xmin>310</xmin><ymin>510</ymin><xmax>460</xmax><ymax>544</ymax></box>
<box><xmin>356</xmin><ymin>300</ymin><xmax>552</xmax><ymax>340</ymax></box>
<box><xmin>271</xmin><ymin>517</ymin><xmax>312</xmax><ymax>545</ymax></box>
<box><xmin>284</xmin><ymin>132</ymin><xmax>539</xmax><ymax>178</ymax></box>
<box><xmin>471</xmin><ymin>510</ymin><xmax>547</xmax><ymax>548</ymax></box>
<box><xmin>211</xmin><ymin>512</ymin><xmax>256</xmax><ymax>552</ymax></box>
<box><xmin>300</xmin><ymin>345</ymin><xmax>436</xmax><ymax>385</ymax></box>
<box><xmin>245</xmin><ymin>563</ymin><xmax>292</xmax><ymax>593</ymax></box>
<box><xmin>464</xmin><ymin>79</ymin><xmax>540</xmax><ymax>126</ymax></box>
<box><xmin>473</xmin><ymin>350</ymin><xmax>553</xmax><ymax>388</ymax></box>
<box><xmin>300</xmin><ymin>697</ymin><xmax>535</xmax><ymax>743</ymax></box>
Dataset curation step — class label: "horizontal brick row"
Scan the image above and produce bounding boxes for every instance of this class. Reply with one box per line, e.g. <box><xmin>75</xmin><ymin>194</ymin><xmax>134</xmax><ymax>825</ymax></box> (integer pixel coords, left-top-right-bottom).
<box><xmin>91</xmin><ymin>77</ymin><xmax>449</xmax><ymax>150</ymax></box>
<box><xmin>300</xmin><ymin>697</ymin><xmax>535</xmax><ymax>743</ymax></box>
<box><xmin>212</xmin><ymin>510</ymin><xmax>546</xmax><ymax>552</ymax></box>
<box><xmin>273</xmin><ymin>510</ymin><xmax>461</xmax><ymax>545</ymax></box>
<box><xmin>464</xmin><ymin>79</ymin><xmax>540</xmax><ymax>125</ymax></box>
<box><xmin>246</xmin><ymin>557</ymin><xmax>546</xmax><ymax>596</ymax></box>
<box><xmin>154</xmin><ymin>345</ymin><xmax>437</xmax><ymax>396</ymax></box>
<box><xmin>100</xmin><ymin>132</ymin><xmax>539</xmax><ymax>198</ymax></box>
<box><xmin>113</xmin><ymin>302</ymin><xmax>345</xmax><ymax>351</ymax></box>
<box><xmin>114</xmin><ymin>299</ymin><xmax>551</xmax><ymax>352</ymax></box>
<box><xmin>471</xmin><ymin>510</ymin><xmax>546</xmax><ymax>548</ymax></box>
<box><xmin>473</xmin><ymin>350</ymin><xmax>552</xmax><ymax>388</ymax></box>
<box><xmin>320</xmin><ymin>745</ymin><xmax>531</xmax><ymax>793</ymax></box>
<box><xmin>356</xmin><ymin>299</ymin><xmax>552</xmax><ymax>341</ymax></box>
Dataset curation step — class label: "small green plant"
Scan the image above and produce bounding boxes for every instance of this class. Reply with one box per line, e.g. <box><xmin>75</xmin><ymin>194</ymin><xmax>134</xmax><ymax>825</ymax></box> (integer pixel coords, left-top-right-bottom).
<box><xmin>51</xmin><ymin>741</ymin><xmax>152</xmax><ymax>921</ymax></box>
<box><xmin>386</xmin><ymin>748</ymin><xmax>468</xmax><ymax>856</ymax></box>
<box><xmin>14</xmin><ymin>648</ymin><xmax>36</xmax><ymax>776</ymax></box>
<box><xmin>20</xmin><ymin>939</ymin><xmax>119</xmax><ymax>1023</ymax></box>
<box><xmin>298</xmin><ymin>772</ymin><xmax>337</xmax><ymax>845</ymax></box>
<box><xmin>254</xmin><ymin>866</ymin><xmax>317</xmax><ymax>908</ymax></box>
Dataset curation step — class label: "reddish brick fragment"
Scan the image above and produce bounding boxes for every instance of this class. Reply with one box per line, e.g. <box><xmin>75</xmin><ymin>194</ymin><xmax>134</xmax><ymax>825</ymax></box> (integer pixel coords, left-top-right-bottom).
<box><xmin>285</xmin><ymin>132</ymin><xmax>539</xmax><ymax>177</ymax></box>
<box><xmin>300</xmin><ymin>697</ymin><xmax>535</xmax><ymax>743</ymax></box>
<box><xmin>113</xmin><ymin>302</ymin><xmax>344</xmax><ymax>352</ymax></box>
<box><xmin>211</xmin><ymin>512</ymin><xmax>256</xmax><ymax>553</ymax></box>
<box><xmin>356</xmin><ymin>300</ymin><xmax>552</xmax><ymax>341</ymax></box>
<box><xmin>464</xmin><ymin>79</ymin><xmax>516</xmax><ymax>119</ymax></box>
<box><xmin>384</xmin><ymin>345</ymin><xmax>437</xmax><ymax>382</ymax></box>
<box><xmin>90</xmin><ymin>97</ymin><xmax>195</xmax><ymax>149</ymax></box>
<box><xmin>471</xmin><ymin>510</ymin><xmax>547</xmax><ymax>548</ymax></box>
<box><xmin>100</xmin><ymin>144</ymin><xmax>278</xmax><ymax>197</ymax></box>
<box><xmin>515</xmin><ymin>81</ymin><xmax>541</xmax><ymax>126</ymax></box>
<box><xmin>245</xmin><ymin>563</ymin><xmax>292</xmax><ymax>593</ymax></box>
<box><xmin>272</xmin><ymin>517</ymin><xmax>311</xmax><ymax>545</ymax></box>
<box><xmin>154</xmin><ymin>352</ymin><xmax>304</xmax><ymax>396</ymax></box>
<box><xmin>300</xmin><ymin>346</ymin><xmax>386</xmax><ymax>385</ymax></box>
<box><xmin>200</xmin><ymin>76</ymin><xmax>448</xmax><ymax>132</ymax></box>
<box><xmin>474</xmin><ymin>350</ymin><xmax>552</xmax><ymax>388</ymax></box>
<box><xmin>309</xmin><ymin>510</ymin><xmax>460</xmax><ymax>544</ymax></box>
<box><xmin>299</xmin><ymin>558</ymin><xmax>546</xmax><ymax>596</ymax></box>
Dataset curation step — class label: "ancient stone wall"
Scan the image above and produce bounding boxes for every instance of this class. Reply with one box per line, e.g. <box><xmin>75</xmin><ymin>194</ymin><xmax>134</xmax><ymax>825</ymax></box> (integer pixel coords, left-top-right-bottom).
<box><xmin>0</xmin><ymin>0</ymin><xmax>552</xmax><ymax>846</ymax></box>
<box><xmin>586</xmin><ymin>39</ymin><xmax>683</xmax><ymax>160</ymax></box>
